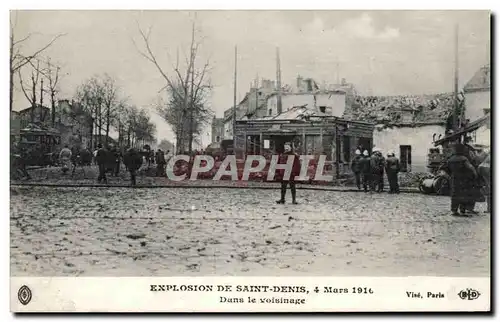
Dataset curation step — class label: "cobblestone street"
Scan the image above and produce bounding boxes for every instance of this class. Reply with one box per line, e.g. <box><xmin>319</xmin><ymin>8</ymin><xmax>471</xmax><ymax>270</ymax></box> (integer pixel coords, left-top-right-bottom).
<box><xmin>10</xmin><ymin>186</ymin><xmax>490</xmax><ymax>277</ymax></box>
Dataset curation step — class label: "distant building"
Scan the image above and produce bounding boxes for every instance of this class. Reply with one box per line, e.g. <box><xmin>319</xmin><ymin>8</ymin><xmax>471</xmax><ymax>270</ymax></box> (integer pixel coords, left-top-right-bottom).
<box><xmin>345</xmin><ymin>93</ymin><xmax>456</xmax><ymax>172</ymax></box>
<box><xmin>211</xmin><ymin>117</ymin><xmax>224</xmax><ymax>143</ymax></box>
<box><xmin>463</xmin><ymin>64</ymin><xmax>490</xmax><ymax>147</ymax></box>
<box><xmin>464</xmin><ymin>64</ymin><xmax>490</xmax><ymax>122</ymax></box>
<box><xmin>15</xmin><ymin>100</ymin><xmax>93</xmax><ymax>149</ymax></box>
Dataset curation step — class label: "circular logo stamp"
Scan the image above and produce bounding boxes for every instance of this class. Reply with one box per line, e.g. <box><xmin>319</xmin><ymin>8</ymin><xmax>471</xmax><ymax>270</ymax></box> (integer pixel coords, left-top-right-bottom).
<box><xmin>18</xmin><ymin>285</ymin><xmax>32</xmax><ymax>305</ymax></box>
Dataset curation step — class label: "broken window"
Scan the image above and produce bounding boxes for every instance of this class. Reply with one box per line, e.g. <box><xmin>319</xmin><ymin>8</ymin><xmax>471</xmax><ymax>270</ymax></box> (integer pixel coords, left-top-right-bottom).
<box><xmin>319</xmin><ymin>106</ymin><xmax>326</xmax><ymax>113</ymax></box>
<box><xmin>268</xmin><ymin>109</ymin><xmax>272</xmax><ymax>116</ymax></box>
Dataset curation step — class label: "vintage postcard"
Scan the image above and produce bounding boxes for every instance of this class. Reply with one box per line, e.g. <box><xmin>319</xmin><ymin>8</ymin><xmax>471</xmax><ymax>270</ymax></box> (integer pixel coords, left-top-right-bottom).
<box><xmin>9</xmin><ymin>9</ymin><xmax>491</xmax><ymax>312</ymax></box>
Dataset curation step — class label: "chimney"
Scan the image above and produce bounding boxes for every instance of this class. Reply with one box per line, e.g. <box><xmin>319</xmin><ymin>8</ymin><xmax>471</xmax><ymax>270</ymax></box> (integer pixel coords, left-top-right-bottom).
<box><xmin>296</xmin><ymin>75</ymin><xmax>303</xmax><ymax>92</ymax></box>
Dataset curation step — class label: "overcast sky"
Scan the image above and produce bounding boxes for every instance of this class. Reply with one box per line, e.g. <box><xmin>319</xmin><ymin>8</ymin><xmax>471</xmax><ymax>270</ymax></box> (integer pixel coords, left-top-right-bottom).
<box><xmin>11</xmin><ymin>10</ymin><xmax>490</xmax><ymax>144</ymax></box>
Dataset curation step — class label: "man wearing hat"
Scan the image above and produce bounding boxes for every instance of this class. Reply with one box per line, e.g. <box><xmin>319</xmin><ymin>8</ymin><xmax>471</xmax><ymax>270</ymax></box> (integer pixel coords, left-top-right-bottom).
<box><xmin>359</xmin><ymin>150</ymin><xmax>372</xmax><ymax>192</ymax></box>
<box><xmin>351</xmin><ymin>149</ymin><xmax>363</xmax><ymax>190</ymax></box>
<box><xmin>370</xmin><ymin>148</ymin><xmax>385</xmax><ymax>192</ymax></box>
<box><xmin>385</xmin><ymin>151</ymin><xmax>401</xmax><ymax>194</ymax></box>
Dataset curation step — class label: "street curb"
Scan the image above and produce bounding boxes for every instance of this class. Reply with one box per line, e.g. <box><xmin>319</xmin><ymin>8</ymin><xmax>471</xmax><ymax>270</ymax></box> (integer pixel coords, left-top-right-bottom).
<box><xmin>10</xmin><ymin>182</ymin><xmax>422</xmax><ymax>193</ymax></box>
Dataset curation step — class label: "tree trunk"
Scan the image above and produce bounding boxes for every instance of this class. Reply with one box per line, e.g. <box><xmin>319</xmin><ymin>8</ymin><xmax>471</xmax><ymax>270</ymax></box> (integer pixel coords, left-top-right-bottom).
<box><xmin>51</xmin><ymin>93</ymin><xmax>56</xmax><ymax>126</ymax></box>
<box><xmin>39</xmin><ymin>78</ymin><xmax>44</xmax><ymax>122</ymax></box>
<box><xmin>9</xmin><ymin>67</ymin><xmax>14</xmax><ymax>112</ymax></box>
<box><xmin>89</xmin><ymin>117</ymin><xmax>94</xmax><ymax>150</ymax></box>
<box><xmin>97</xmin><ymin>103</ymin><xmax>102</xmax><ymax>146</ymax></box>
<box><xmin>105</xmin><ymin>106</ymin><xmax>110</xmax><ymax>146</ymax></box>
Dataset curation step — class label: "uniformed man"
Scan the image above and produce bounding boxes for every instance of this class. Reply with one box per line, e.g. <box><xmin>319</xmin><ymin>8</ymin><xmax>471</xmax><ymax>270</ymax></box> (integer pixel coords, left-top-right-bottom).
<box><xmin>359</xmin><ymin>150</ymin><xmax>372</xmax><ymax>192</ymax></box>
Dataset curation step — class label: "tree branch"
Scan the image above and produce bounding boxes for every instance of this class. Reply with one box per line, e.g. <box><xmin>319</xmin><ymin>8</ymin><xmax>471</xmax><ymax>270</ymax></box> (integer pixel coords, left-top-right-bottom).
<box><xmin>12</xmin><ymin>33</ymin><xmax>66</xmax><ymax>71</ymax></box>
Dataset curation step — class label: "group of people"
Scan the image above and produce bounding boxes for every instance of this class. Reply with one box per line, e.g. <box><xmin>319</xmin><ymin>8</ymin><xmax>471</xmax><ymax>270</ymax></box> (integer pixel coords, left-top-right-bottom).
<box><xmin>58</xmin><ymin>144</ymin><xmax>171</xmax><ymax>186</ymax></box>
<box><xmin>350</xmin><ymin>147</ymin><xmax>401</xmax><ymax>194</ymax></box>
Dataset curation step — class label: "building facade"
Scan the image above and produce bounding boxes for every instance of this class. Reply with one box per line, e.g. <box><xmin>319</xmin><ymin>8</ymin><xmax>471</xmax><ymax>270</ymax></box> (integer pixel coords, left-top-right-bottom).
<box><xmin>463</xmin><ymin>64</ymin><xmax>490</xmax><ymax>148</ymax></box>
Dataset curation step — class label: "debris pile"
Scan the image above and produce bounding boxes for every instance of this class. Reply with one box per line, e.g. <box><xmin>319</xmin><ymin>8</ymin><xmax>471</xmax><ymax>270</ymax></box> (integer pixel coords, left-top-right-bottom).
<box><xmin>344</xmin><ymin>93</ymin><xmax>456</xmax><ymax>125</ymax></box>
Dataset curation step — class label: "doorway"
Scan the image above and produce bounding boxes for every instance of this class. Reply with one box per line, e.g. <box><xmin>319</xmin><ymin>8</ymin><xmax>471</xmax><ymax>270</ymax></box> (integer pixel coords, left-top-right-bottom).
<box><xmin>400</xmin><ymin>145</ymin><xmax>412</xmax><ymax>172</ymax></box>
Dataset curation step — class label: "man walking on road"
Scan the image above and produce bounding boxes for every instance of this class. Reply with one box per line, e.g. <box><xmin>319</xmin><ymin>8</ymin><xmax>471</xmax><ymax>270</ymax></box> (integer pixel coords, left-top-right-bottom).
<box><xmin>351</xmin><ymin>149</ymin><xmax>363</xmax><ymax>190</ymax></box>
<box><xmin>96</xmin><ymin>144</ymin><xmax>108</xmax><ymax>184</ymax></box>
<box><xmin>360</xmin><ymin>150</ymin><xmax>372</xmax><ymax>192</ymax></box>
<box><xmin>155</xmin><ymin>149</ymin><xmax>166</xmax><ymax>177</ymax></box>
<box><xmin>276</xmin><ymin>143</ymin><xmax>301</xmax><ymax>205</ymax></box>
<box><xmin>385</xmin><ymin>151</ymin><xmax>401</xmax><ymax>194</ymax></box>
<box><xmin>123</xmin><ymin>147</ymin><xmax>143</xmax><ymax>186</ymax></box>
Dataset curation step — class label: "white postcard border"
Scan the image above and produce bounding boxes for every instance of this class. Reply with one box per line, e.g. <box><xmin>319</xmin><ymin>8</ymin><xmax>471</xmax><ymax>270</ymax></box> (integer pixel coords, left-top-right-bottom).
<box><xmin>10</xmin><ymin>276</ymin><xmax>490</xmax><ymax>312</ymax></box>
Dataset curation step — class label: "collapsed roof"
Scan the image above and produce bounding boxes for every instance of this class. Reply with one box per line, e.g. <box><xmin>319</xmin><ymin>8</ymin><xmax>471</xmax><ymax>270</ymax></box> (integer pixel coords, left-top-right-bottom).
<box><xmin>343</xmin><ymin>92</ymin><xmax>457</xmax><ymax>125</ymax></box>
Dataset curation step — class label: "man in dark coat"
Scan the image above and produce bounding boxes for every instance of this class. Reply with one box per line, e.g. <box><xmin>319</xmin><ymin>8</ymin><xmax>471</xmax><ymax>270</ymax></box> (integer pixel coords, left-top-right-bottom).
<box><xmin>385</xmin><ymin>151</ymin><xmax>401</xmax><ymax>194</ymax></box>
<box><xmin>370</xmin><ymin>149</ymin><xmax>385</xmax><ymax>192</ymax></box>
<box><xmin>155</xmin><ymin>149</ymin><xmax>166</xmax><ymax>177</ymax></box>
<box><xmin>276</xmin><ymin>143</ymin><xmax>301</xmax><ymax>205</ymax></box>
<box><xmin>351</xmin><ymin>149</ymin><xmax>363</xmax><ymax>190</ymax></box>
<box><xmin>123</xmin><ymin>147</ymin><xmax>143</xmax><ymax>186</ymax></box>
<box><xmin>95</xmin><ymin>144</ymin><xmax>108</xmax><ymax>184</ymax></box>
<box><xmin>442</xmin><ymin>143</ymin><xmax>478</xmax><ymax>216</ymax></box>
<box><xmin>359</xmin><ymin>150</ymin><xmax>372</xmax><ymax>192</ymax></box>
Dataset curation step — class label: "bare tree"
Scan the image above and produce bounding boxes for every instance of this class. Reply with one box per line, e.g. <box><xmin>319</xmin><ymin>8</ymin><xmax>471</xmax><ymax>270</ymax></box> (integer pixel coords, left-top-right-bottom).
<box><xmin>133</xmin><ymin>16</ymin><xmax>212</xmax><ymax>153</ymax></box>
<box><xmin>18</xmin><ymin>59</ymin><xmax>43</xmax><ymax>123</ymax></box>
<box><xmin>75</xmin><ymin>76</ymin><xmax>105</xmax><ymax>148</ymax></box>
<box><xmin>43</xmin><ymin>58</ymin><xmax>61</xmax><ymax>126</ymax></box>
<box><xmin>10</xmin><ymin>11</ymin><xmax>65</xmax><ymax>111</ymax></box>
<box><xmin>101</xmin><ymin>74</ymin><xmax>120</xmax><ymax>146</ymax></box>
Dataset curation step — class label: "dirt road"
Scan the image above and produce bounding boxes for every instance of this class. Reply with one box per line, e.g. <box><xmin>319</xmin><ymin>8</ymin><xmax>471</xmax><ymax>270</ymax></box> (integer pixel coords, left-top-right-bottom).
<box><xmin>10</xmin><ymin>186</ymin><xmax>490</xmax><ymax>276</ymax></box>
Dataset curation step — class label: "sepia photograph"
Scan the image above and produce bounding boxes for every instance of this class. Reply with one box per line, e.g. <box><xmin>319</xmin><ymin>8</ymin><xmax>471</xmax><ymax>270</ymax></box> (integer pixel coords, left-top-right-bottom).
<box><xmin>8</xmin><ymin>9</ymin><xmax>491</xmax><ymax>312</ymax></box>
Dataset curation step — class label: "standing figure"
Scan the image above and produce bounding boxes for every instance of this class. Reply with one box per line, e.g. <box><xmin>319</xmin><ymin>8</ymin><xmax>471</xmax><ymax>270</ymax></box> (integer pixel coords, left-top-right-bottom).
<box><xmin>370</xmin><ymin>148</ymin><xmax>385</xmax><ymax>192</ymax></box>
<box><xmin>359</xmin><ymin>150</ymin><xmax>372</xmax><ymax>192</ymax></box>
<box><xmin>351</xmin><ymin>149</ymin><xmax>363</xmax><ymax>190</ymax></box>
<box><xmin>59</xmin><ymin>145</ymin><xmax>72</xmax><ymax>174</ymax></box>
<box><xmin>155</xmin><ymin>149</ymin><xmax>166</xmax><ymax>177</ymax></box>
<box><xmin>123</xmin><ymin>147</ymin><xmax>143</xmax><ymax>186</ymax></box>
<box><xmin>95</xmin><ymin>144</ymin><xmax>108</xmax><ymax>184</ymax></box>
<box><xmin>111</xmin><ymin>146</ymin><xmax>121</xmax><ymax>177</ymax></box>
<box><xmin>441</xmin><ymin>143</ymin><xmax>478</xmax><ymax>216</ymax></box>
<box><xmin>93</xmin><ymin>148</ymin><xmax>98</xmax><ymax>165</ymax></box>
<box><xmin>385</xmin><ymin>151</ymin><xmax>401</xmax><ymax>194</ymax></box>
<box><xmin>276</xmin><ymin>143</ymin><xmax>301</xmax><ymax>205</ymax></box>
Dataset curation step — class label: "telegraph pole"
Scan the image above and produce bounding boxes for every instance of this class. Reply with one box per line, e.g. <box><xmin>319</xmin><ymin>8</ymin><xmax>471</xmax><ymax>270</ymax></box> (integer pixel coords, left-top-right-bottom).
<box><xmin>276</xmin><ymin>47</ymin><xmax>282</xmax><ymax>114</ymax></box>
<box><xmin>233</xmin><ymin>45</ymin><xmax>238</xmax><ymax>156</ymax></box>
<box><xmin>453</xmin><ymin>24</ymin><xmax>460</xmax><ymax>132</ymax></box>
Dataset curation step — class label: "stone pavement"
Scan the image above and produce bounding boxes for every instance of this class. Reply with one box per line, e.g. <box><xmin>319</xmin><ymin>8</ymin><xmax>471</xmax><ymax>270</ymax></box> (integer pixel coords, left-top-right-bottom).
<box><xmin>10</xmin><ymin>186</ymin><xmax>490</xmax><ymax>277</ymax></box>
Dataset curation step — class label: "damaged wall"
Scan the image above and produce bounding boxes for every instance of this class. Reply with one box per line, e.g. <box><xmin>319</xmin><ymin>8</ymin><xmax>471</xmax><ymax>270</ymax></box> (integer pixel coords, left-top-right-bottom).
<box><xmin>373</xmin><ymin>124</ymin><xmax>445</xmax><ymax>173</ymax></box>
<box><xmin>266</xmin><ymin>92</ymin><xmax>346</xmax><ymax>117</ymax></box>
